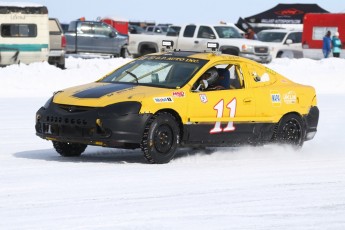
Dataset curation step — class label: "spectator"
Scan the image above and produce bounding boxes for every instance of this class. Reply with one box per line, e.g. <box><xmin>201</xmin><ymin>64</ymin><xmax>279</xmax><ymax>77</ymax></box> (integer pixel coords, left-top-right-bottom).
<box><xmin>332</xmin><ymin>32</ymin><xmax>342</xmax><ymax>58</ymax></box>
<box><xmin>322</xmin><ymin>31</ymin><xmax>332</xmax><ymax>58</ymax></box>
<box><xmin>245</xmin><ymin>28</ymin><xmax>257</xmax><ymax>40</ymax></box>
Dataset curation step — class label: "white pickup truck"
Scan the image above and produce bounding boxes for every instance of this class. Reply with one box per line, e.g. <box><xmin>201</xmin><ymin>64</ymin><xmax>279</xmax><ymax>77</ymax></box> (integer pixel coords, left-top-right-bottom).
<box><xmin>128</xmin><ymin>24</ymin><xmax>272</xmax><ymax>63</ymax></box>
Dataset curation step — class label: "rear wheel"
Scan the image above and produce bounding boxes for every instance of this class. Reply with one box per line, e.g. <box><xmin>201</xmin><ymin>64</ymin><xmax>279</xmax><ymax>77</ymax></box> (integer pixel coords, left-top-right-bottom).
<box><xmin>273</xmin><ymin>114</ymin><xmax>305</xmax><ymax>147</ymax></box>
<box><xmin>52</xmin><ymin>141</ymin><xmax>87</xmax><ymax>157</ymax></box>
<box><xmin>141</xmin><ymin>112</ymin><xmax>180</xmax><ymax>164</ymax></box>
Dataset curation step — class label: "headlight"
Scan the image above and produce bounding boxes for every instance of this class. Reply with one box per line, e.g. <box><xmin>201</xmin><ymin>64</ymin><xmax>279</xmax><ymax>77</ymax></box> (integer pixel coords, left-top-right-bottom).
<box><xmin>98</xmin><ymin>101</ymin><xmax>142</xmax><ymax>117</ymax></box>
<box><xmin>241</xmin><ymin>44</ymin><xmax>254</xmax><ymax>53</ymax></box>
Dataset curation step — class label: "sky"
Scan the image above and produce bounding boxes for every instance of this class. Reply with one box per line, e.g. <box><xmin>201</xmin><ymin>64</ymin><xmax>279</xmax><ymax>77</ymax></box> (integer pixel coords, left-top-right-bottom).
<box><xmin>6</xmin><ymin>0</ymin><xmax>345</xmax><ymax>24</ymax></box>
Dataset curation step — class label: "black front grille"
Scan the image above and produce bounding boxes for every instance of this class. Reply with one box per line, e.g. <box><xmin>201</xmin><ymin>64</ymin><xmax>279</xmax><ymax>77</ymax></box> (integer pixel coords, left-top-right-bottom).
<box><xmin>46</xmin><ymin>115</ymin><xmax>88</xmax><ymax>126</ymax></box>
<box><xmin>57</xmin><ymin>104</ymin><xmax>96</xmax><ymax>113</ymax></box>
<box><xmin>255</xmin><ymin>47</ymin><xmax>269</xmax><ymax>54</ymax></box>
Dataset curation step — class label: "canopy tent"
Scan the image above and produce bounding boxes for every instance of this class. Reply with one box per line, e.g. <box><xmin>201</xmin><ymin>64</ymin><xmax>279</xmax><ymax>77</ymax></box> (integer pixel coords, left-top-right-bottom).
<box><xmin>244</xmin><ymin>4</ymin><xmax>329</xmax><ymax>24</ymax></box>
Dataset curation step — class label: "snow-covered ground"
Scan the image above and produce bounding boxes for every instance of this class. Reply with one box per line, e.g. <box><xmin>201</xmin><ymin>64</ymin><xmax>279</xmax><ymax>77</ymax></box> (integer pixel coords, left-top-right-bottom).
<box><xmin>1</xmin><ymin>57</ymin><xmax>345</xmax><ymax>229</ymax></box>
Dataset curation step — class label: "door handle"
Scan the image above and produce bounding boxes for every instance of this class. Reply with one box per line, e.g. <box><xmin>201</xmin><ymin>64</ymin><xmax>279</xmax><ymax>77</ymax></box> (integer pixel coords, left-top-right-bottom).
<box><xmin>194</xmin><ymin>40</ymin><xmax>199</xmax><ymax>44</ymax></box>
<box><xmin>243</xmin><ymin>98</ymin><xmax>252</xmax><ymax>103</ymax></box>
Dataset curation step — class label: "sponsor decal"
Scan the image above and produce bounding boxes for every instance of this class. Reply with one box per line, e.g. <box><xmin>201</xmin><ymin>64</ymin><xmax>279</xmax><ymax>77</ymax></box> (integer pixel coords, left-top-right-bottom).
<box><xmin>283</xmin><ymin>91</ymin><xmax>297</xmax><ymax>104</ymax></box>
<box><xmin>172</xmin><ymin>91</ymin><xmax>185</xmax><ymax>98</ymax></box>
<box><xmin>143</xmin><ymin>56</ymin><xmax>201</xmax><ymax>63</ymax></box>
<box><xmin>271</xmin><ymin>94</ymin><xmax>281</xmax><ymax>103</ymax></box>
<box><xmin>199</xmin><ymin>94</ymin><xmax>208</xmax><ymax>103</ymax></box>
<box><xmin>275</xmin><ymin>8</ymin><xmax>304</xmax><ymax>16</ymax></box>
<box><xmin>153</xmin><ymin>97</ymin><xmax>174</xmax><ymax>103</ymax></box>
<box><xmin>270</xmin><ymin>90</ymin><xmax>281</xmax><ymax>107</ymax></box>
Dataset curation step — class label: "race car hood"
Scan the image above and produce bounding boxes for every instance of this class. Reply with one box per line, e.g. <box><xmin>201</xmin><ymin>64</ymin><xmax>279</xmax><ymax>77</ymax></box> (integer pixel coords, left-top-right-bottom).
<box><xmin>53</xmin><ymin>82</ymin><xmax>171</xmax><ymax>107</ymax></box>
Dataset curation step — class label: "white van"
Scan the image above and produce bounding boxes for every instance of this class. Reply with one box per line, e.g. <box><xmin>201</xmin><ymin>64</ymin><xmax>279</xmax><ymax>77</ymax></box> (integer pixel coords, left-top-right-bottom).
<box><xmin>0</xmin><ymin>2</ymin><xmax>49</xmax><ymax>66</ymax></box>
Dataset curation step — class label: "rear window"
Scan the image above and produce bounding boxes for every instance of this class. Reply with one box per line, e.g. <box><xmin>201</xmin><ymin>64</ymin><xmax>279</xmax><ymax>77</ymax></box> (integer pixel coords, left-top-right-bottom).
<box><xmin>1</xmin><ymin>24</ymin><xmax>37</xmax><ymax>37</ymax></box>
<box><xmin>49</xmin><ymin>20</ymin><xmax>61</xmax><ymax>33</ymax></box>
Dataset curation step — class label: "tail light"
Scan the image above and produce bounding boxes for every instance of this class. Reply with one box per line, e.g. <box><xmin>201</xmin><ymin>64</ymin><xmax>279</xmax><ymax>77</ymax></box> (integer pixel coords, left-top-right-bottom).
<box><xmin>61</xmin><ymin>34</ymin><xmax>66</xmax><ymax>48</ymax></box>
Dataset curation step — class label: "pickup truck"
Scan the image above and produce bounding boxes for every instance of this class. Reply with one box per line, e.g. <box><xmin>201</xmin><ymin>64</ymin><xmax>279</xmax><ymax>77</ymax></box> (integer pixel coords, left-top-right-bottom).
<box><xmin>65</xmin><ymin>20</ymin><xmax>129</xmax><ymax>58</ymax></box>
<box><xmin>48</xmin><ymin>18</ymin><xmax>66</xmax><ymax>69</ymax></box>
<box><xmin>128</xmin><ymin>24</ymin><xmax>272</xmax><ymax>63</ymax></box>
<box><xmin>257</xmin><ymin>29</ymin><xmax>303</xmax><ymax>58</ymax></box>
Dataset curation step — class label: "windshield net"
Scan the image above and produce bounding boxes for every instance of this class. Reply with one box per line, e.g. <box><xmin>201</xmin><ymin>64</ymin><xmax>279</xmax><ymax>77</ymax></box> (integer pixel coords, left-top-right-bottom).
<box><xmin>99</xmin><ymin>55</ymin><xmax>207</xmax><ymax>88</ymax></box>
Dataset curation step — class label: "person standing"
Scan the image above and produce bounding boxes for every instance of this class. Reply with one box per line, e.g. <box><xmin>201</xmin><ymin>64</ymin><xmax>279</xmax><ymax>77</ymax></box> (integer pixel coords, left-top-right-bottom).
<box><xmin>322</xmin><ymin>31</ymin><xmax>332</xmax><ymax>58</ymax></box>
<box><xmin>245</xmin><ymin>28</ymin><xmax>258</xmax><ymax>40</ymax></box>
<box><xmin>332</xmin><ymin>32</ymin><xmax>342</xmax><ymax>58</ymax></box>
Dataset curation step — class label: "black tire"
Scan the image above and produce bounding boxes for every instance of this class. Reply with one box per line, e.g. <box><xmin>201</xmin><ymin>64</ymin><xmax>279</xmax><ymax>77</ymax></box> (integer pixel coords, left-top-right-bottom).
<box><xmin>273</xmin><ymin>114</ymin><xmax>305</xmax><ymax>147</ymax></box>
<box><xmin>52</xmin><ymin>141</ymin><xmax>87</xmax><ymax>157</ymax></box>
<box><xmin>120</xmin><ymin>47</ymin><xmax>130</xmax><ymax>58</ymax></box>
<box><xmin>276</xmin><ymin>51</ymin><xmax>283</xmax><ymax>58</ymax></box>
<box><xmin>141</xmin><ymin>112</ymin><xmax>180</xmax><ymax>164</ymax></box>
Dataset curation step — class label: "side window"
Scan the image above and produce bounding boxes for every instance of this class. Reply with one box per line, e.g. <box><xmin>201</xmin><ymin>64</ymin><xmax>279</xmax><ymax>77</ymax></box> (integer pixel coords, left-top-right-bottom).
<box><xmin>183</xmin><ymin>25</ymin><xmax>196</xmax><ymax>38</ymax></box>
<box><xmin>154</xmin><ymin>27</ymin><xmax>161</xmax><ymax>33</ymax></box>
<box><xmin>1</xmin><ymin>24</ymin><xmax>37</xmax><ymax>37</ymax></box>
<box><xmin>94</xmin><ymin>24</ymin><xmax>111</xmax><ymax>36</ymax></box>
<box><xmin>286</xmin><ymin>32</ymin><xmax>302</xmax><ymax>43</ymax></box>
<box><xmin>147</xmin><ymin>27</ymin><xmax>153</xmax><ymax>32</ymax></box>
<box><xmin>197</xmin><ymin>26</ymin><xmax>215</xmax><ymax>39</ymax></box>
<box><xmin>79</xmin><ymin>22</ymin><xmax>92</xmax><ymax>34</ymax></box>
<box><xmin>246</xmin><ymin>63</ymin><xmax>276</xmax><ymax>87</ymax></box>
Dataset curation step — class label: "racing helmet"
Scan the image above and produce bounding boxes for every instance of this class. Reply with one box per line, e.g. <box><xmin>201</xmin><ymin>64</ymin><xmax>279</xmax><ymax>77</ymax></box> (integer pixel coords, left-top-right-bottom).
<box><xmin>202</xmin><ymin>67</ymin><xmax>219</xmax><ymax>85</ymax></box>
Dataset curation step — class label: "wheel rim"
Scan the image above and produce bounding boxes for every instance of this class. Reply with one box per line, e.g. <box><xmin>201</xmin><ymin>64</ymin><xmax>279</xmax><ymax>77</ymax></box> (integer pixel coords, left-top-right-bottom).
<box><xmin>153</xmin><ymin>124</ymin><xmax>173</xmax><ymax>154</ymax></box>
<box><xmin>282</xmin><ymin>118</ymin><xmax>302</xmax><ymax>145</ymax></box>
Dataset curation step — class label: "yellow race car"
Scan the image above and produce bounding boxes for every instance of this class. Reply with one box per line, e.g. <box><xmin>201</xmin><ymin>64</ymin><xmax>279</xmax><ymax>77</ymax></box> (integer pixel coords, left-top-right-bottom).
<box><xmin>35</xmin><ymin>41</ymin><xmax>319</xmax><ymax>163</ymax></box>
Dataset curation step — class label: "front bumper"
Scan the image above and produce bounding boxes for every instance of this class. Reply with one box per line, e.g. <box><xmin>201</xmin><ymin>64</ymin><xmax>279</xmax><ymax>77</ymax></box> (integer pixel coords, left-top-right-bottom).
<box><xmin>35</xmin><ymin>102</ymin><xmax>152</xmax><ymax>148</ymax></box>
<box><xmin>239</xmin><ymin>52</ymin><xmax>272</xmax><ymax>63</ymax></box>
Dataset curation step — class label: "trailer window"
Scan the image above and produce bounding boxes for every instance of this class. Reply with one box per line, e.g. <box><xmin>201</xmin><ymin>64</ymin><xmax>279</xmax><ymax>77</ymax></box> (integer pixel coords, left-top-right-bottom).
<box><xmin>1</xmin><ymin>24</ymin><xmax>37</xmax><ymax>37</ymax></box>
<box><xmin>312</xmin><ymin>27</ymin><xmax>337</xmax><ymax>40</ymax></box>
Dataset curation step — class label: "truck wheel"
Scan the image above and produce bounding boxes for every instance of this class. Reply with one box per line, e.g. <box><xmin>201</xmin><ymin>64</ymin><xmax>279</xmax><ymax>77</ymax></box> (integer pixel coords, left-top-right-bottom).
<box><xmin>120</xmin><ymin>48</ymin><xmax>131</xmax><ymax>58</ymax></box>
<box><xmin>52</xmin><ymin>141</ymin><xmax>87</xmax><ymax>157</ymax></box>
<box><xmin>141</xmin><ymin>112</ymin><xmax>180</xmax><ymax>164</ymax></box>
<box><xmin>273</xmin><ymin>114</ymin><xmax>305</xmax><ymax>147</ymax></box>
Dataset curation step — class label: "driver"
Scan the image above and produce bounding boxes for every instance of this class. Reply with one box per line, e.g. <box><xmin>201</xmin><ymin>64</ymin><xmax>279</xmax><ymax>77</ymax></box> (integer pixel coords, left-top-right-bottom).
<box><xmin>199</xmin><ymin>67</ymin><xmax>224</xmax><ymax>90</ymax></box>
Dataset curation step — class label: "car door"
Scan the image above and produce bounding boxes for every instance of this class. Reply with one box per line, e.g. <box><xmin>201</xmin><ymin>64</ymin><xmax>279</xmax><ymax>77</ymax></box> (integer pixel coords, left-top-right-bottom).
<box><xmin>284</xmin><ymin>32</ymin><xmax>303</xmax><ymax>57</ymax></box>
<box><xmin>177</xmin><ymin>25</ymin><xmax>217</xmax><ymax>51</ymax></box>
<box><xmin>186</xmin><ymin>64</ymin><xmax>256</xmax><ymax>144</ymax></box>
<box><xmin>92</xmin><ymin>23</ymin><xmax>115</xmax><ymax>54</ymax></box>
<box><xmin>75</xmin><ymin>22</ymin><xmax>97</xmax><ymax>53</ymax></box>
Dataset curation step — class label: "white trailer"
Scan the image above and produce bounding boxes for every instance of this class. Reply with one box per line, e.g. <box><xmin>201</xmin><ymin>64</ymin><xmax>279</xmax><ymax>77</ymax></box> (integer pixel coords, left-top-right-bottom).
<box><xmin>0</xmin><ymin>2</ymin><xmax>49</xmax><ymax>66</ymax></box>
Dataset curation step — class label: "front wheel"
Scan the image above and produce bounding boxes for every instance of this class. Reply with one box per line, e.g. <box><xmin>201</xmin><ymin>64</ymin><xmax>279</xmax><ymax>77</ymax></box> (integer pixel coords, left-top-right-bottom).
<box><xmin>120</xmin><ymin>47</ymin><xmax>131</xmax><ymax>58</ymax></box>
<box><xmin>141</xmin><ymin>112</ymin><xmax>180</xmax><ymax>164</ymax></box>
<box><xmin>273</xmin><ymin>114</ymin><xmax>305</xmax><ymax>147</ymax></box>
<box><xmin>52</xmin><ymin>141</ymin><xmax>87</xmax><ymax>157</ymax></box>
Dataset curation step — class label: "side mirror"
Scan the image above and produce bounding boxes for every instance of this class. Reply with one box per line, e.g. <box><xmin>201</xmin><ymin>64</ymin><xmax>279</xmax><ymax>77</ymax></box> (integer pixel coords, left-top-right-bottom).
<box><xmin>285</xmin><ymin>39</ymin><xmax>293</xmax><ymax>45</ymax></box>
<box><xmin>109</xmin><ymin>31</ymin><xmax>117</xmax><ymax>38</ymax></box>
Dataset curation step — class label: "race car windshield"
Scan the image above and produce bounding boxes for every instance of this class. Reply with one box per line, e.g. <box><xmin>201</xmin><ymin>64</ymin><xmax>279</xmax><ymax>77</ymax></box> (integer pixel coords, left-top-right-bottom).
<box><xmin>214</xmin><ymin>26</ymin><xmax>243</xmax><ymax>39</ymax></box>
<box><xmin>99</xmin><ymin>56</ymin><xmax>207</xmax><ymax>88</ymax></box>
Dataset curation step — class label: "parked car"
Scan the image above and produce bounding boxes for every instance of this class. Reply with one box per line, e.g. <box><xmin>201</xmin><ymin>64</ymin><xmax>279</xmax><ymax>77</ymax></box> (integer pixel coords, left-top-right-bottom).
<box><xmin>257</xmin><ymin>29</ymin><xmax>303</xmax><ymax>58</ymax></box>
<box><xmin>129</xmin><ymin>24</ymin><xmax>272</xmax><ymax>63</ymax></box>
<box><xmin>35</xmin><ymin>42</ymin><xmax>319</xmax><ymax>164</ymax></box>
<box><xmin>48</xmin><ymin>18</ymin><xmax>66</xmax><ymax>69</ymax></box>
<box><xmin>65</xmin><ymin>20</ymin><xmax>129</xmax><ymax>58</ymax></box>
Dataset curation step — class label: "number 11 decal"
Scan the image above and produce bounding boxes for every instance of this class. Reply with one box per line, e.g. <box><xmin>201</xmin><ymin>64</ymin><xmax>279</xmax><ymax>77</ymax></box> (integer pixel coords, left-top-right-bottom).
<box><xmin>210</xmin><ymin>98</ymin><xmax>237</xmax><ymax>134</ymax></box>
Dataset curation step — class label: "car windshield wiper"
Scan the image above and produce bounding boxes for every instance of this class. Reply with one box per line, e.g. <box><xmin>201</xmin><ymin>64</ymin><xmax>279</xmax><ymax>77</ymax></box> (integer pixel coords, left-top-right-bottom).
<box><xmin>125</xmin><ymin>70</ymin><xmax>139</xmax><ymax>84</ymax></box>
